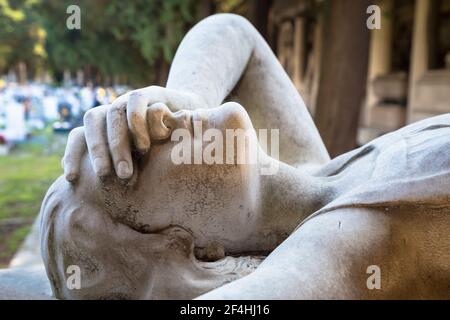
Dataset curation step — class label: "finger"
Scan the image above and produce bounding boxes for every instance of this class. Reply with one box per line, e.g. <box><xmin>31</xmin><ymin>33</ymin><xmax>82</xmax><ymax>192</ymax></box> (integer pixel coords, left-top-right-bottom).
<box><xmin>110</xmin><ymin>91</ymin><xmax>129</xmax><ymax>110</ymax></box>
<box><xmin>107</xmin><ymin>103</ymin><xmax>133</xmax><ymax>179</ymax></box>
<box><xmin>83</xmin><ymin>105</ymin><xmax>112</xmax><ymax>177</ymax></box>
<box><xmin>127</xmin><ymin>90</ymin><xmax>150</xmax><ymax>152</ymax></box>
<box><xmin>111</xmin><ymin>86</ymin><xmax>153</xmax><ymax>108</ymax></box>
<box><xmin>63</xmin><ymin>127</ymin><xmax>86</xmax><ymax>182</ymax></box>
<box><xmin>147</xmin><ymin>103</ymin><xmax>172</xmax><ymax>140</ymax></box>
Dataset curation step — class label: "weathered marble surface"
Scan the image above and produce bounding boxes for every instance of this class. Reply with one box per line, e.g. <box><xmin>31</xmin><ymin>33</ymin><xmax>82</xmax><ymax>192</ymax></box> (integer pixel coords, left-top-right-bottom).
<box><xmin>0</xmin><ymin>13</ymin><xmax>449</xmax><ymax>300</ymax></box>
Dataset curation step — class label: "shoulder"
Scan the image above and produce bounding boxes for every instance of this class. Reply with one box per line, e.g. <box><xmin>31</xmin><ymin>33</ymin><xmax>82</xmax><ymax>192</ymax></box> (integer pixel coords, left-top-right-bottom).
<box><xmin>310</xmin><ymin>114</ymin><xmax>450</xmax><ymax>220</ymax></box>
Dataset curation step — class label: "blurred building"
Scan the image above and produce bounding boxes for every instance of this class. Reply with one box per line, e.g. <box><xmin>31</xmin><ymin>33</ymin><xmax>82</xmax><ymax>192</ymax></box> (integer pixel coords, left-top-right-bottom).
<box><xmin>264</xmin><ymin>0</ymin><xmax>450</xmax><ymax>145</ymax></box>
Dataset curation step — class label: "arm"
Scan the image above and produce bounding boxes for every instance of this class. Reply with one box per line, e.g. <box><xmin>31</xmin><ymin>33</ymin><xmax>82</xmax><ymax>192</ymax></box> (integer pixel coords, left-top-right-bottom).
<box><xmin>167</xmin><ymin>13</ymin><xmax>329</xmax><ymax>165</ymax></box>
<box><xmin>166</xmin><ymin>14</ymin><xmax>254</xmax><ymax>108</ymax></box>
<box><xmin>63</xmin><ymin>14</ymin><xmax>329</xmax><ymax>182</ymax></box>
<box><xmin>198</xmin><ymin>208</ymin><xmax>403</xmax><ymax>299</ymax></box>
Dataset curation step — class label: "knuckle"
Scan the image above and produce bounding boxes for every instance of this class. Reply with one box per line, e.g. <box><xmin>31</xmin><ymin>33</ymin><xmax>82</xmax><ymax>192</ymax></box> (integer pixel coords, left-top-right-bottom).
<box><xmin>83</xmin><ymin>109</ymin><xmax>96</xmax><ymax>124</ymax></box>
<box><xmin>128</xmin><ymin>109</ymin><xmax>144</xmax><ymax>120</ymax></box>
<box><xmin>107</xmin><ymin>104</ymin><xmax>125</xmax><ymax>119</ymax></box>
<box><xmin>129</xmin><ymin>108</ymin><xmax>141</xmax><ymax>118</ymax></box>
<box><xmin>68</xmin><ymin>126</ymin><xmax>84</xmax><ymax>139</ymax></box>
<box><xmin>88</xmin><ymin>142</ymin><xmax>105</xmax><ymax>155</ymax></box>
<box><xmin>147</xmin><ymin>85</ymin><xmax>159</xmax><ymax>94</ymax></box>
<box><xmin>111</xmin><ymin>95</ymin><xmax>127</xmax><ymax>110</ymax></box>
<box><xmin>108</xmin><ymin>138</ymin><xmax>122</xmax><ymax>153</ymax></box>
<box><xmin>128</xmin><ymin>90</ymin><xmax>144</xmax><ymax>101</ymax></box>
<box><xmin>149</xmin><ymin>102</ymin><xmax>169</xmax><ymax>115</ymax></box>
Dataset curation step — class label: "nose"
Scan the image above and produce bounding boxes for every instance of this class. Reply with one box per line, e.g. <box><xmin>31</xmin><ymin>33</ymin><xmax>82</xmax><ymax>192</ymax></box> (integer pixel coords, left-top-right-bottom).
<box><xmin>146</xmin><ymin>103</ymin><xmax>191</xmax><ymax>140</ymax></box>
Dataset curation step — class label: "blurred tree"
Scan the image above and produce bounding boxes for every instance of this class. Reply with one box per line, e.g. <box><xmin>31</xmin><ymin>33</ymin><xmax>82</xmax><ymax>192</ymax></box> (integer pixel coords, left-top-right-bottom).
<box><xmin>0</xmin><ymin>0</ymin><xmax>46</xmax><ymax>82</ymax></box>
<box><xmin>314</xmin><ymin>0</ymin><xmax>370</xmax><ymax>157</ymax></box>
<box><xmin>0</xmin><ymin>0</ymin><xmax>266</xmax><ymax>86</ymax></box>
<box><xmin>37</xmin><ymin>0</ymin><xmax>197</xmax><ymax>86</ymax></box>
<box><xmin>246</xmin><ymin>0</ymin><xmax>270</xmax><ymax>39</ymax></box>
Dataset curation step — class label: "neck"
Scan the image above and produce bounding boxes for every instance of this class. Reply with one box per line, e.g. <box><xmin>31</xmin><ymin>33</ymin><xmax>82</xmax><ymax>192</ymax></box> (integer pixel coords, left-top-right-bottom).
<box><xmin>246</xmin><ymin>158</ymin><xmax>336</xmax><ymax>252</ymax></box>
<box><xmin>150</xmin><ymin>159</ymin><xmax>338</xmax><ymax>299</ymax></box>
<box><xmin>151</xmin><ymin>254</ymin><xmax>263</xmax><ymax>299</ymax></box>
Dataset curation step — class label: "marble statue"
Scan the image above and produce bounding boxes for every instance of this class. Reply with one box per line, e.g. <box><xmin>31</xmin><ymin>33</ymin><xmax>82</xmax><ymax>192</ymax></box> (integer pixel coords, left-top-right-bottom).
<box><xmin>2</xmin><ymin>14</ymin><xmax>449</xmax><ymax>300</ymax></box>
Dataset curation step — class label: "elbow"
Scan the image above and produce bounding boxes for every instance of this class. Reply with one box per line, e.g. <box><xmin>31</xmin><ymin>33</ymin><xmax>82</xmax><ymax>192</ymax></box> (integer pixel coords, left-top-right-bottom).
<box><xmin>204</xmin><ymin>13</ymin><xmax>252</xmax><ymax>26</ymax></box>
<box><xmin>198</xmin><ymin>13</ymin><xmax>257</xmax><ymax>40</ymax></box>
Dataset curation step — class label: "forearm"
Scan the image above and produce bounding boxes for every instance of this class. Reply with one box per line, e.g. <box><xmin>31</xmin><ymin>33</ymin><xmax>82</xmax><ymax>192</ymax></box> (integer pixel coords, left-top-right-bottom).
<box><xmin>167</xmin><ymin>13</ymin><xmax>329</xmax><ymax>165</ymax></box>
<box><xmin>166</xmin><ymin>14</ymin><xmax>256</xmax><ymax>108</ymax></box>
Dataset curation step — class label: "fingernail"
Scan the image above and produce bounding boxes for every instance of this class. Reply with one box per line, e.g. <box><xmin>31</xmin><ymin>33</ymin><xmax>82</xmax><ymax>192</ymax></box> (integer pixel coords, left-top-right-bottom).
<box><xmin>94</xmin><ymin>158</ymin><xmax>109</xmax><ymax>177</ymax></box>
<box><xmin>137</xmin><ymin>147</ymin><xmax>149</xmax><ymax>154</ymax></box>
<box><xmin>117</xmin><ymin>161</ymin><xmax>131</xmax><ymax>179</ymax></box>
<box><xmin>136</xmin><ymin>140</ymin><xmax>150</xmax><ymax>154</ymax></box>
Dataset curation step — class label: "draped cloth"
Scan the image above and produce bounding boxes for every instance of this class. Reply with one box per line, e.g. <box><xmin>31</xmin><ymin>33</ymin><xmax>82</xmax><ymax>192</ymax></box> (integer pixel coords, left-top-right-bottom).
<box><xmin>300</xmin><ymin>114</ymin><xmax>450</xmax><ymax>228</ymax></box>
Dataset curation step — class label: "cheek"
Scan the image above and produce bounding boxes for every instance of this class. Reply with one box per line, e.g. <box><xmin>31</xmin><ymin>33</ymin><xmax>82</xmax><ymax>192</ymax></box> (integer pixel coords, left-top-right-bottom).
<box><xmin>136</xmin><ymin>130</ymin><xmax>258</xmax><ymax>245</ymax></box>
<box><xmin>167</xmin><ymin>165</ymin><xmax>241</xmax><ymax>212</ymax></box>
<box><xmin>135</xmin><ymin>164</ymin><xmax>243</xmax><ymax>235</ymax></box>
<box><xmin>165</xmin><ymin>164</ymin><xmax>255</xmax><ymax>244</ymax></box>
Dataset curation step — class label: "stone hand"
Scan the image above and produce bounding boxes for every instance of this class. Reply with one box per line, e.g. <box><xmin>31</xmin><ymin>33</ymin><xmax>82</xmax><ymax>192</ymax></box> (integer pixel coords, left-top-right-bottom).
<box><xmin>62</xmin><ymin>86</ymin><xmax>197</xmax><ymax>181</ymax></box>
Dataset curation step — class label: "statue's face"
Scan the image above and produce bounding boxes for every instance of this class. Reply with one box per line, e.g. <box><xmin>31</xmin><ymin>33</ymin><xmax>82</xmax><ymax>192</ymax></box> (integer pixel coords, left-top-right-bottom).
<box><xmin>95</xmin><ymin>103</ymin><xmax>263</xmax><ymax>254</ymax></box>
<box><xmin>41</xmin><ymin>103</ymin><xmax>265</xmax><ymax>300</ymax></box>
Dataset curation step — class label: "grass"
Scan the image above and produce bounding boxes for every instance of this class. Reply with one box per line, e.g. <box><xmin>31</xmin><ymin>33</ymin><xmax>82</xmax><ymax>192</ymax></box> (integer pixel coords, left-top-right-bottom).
<box><xmin>0</xmin><ymin>128</ymin><xmax>66</xmax><ymax>267</ymax></box>
<box><xmin>1</xmin><ymin>225</ymin><xmax>32</xmax><ymax>262</ymax></box>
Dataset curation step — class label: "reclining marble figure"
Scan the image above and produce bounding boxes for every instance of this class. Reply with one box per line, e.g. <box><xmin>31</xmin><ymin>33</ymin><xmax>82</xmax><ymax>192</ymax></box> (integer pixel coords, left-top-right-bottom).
<box><xmin>39</xmin><ymin>14</ymin><xmax>450</xmax><ymax>299</ymax></box>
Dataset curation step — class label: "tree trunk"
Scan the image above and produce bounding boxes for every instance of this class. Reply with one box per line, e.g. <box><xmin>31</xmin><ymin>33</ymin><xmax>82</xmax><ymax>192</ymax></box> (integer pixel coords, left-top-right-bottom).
<box><xmin>157</xmin><ymin>57</ymin><xmax>170</xmax><ymax>86</ymax></box>
<box><xmin>16</xmin><ymin>62</ymin><xmax>28</xmax><ymax>84</ymax></box>
<box><xmin>247</xmin><ymin>0</ymin><xmax>271</xmax><ymax>40</ymax></box>
<box><xmin>196</xmin><ymin>0</ymin><xmax>216</xmax><ymax>20</ymax></box>
<box><xmin>314</xmin><ymin>0</ymin><xmax>370</xmax><ymax>157</ymax></box>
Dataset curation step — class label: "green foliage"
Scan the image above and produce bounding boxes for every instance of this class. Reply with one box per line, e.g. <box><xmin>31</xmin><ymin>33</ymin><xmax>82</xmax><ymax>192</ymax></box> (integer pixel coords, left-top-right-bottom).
<box><xmin>35</xmin><ymin>0</ymin><xmax>197</xmax><ymax>85</ymax></box>
<box><xmin>215</xmin><ymin>0</ymin><xmax>245</xmax><ymax>13</ymax></box>
<box><xmin>106</xmin><ymin>0</ymin><xmax>195</xmax><ymax>64</ymax></box>
<box><xmin>0</xmin><ymin>152</ymin><xmax>62</xmax><ymax>220</ymax></box>
<box><xmin>0</xmin><ymin>225</ymin><xmax>30</xmax><ymax>267</ymax></box>
<box><xmin>0</xmin><ymin>0</ymin><xmax>254</xmax><ymax>86</ymax></box>
<box><xmin>0</xmin><ymin>0</ymin><xmax>46</xmax><ymax>75</ymax></box>
<box><xmin>0</xmin><ymin>0</ymin><xmax>200</xmax><ymax>85</ymax></box>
